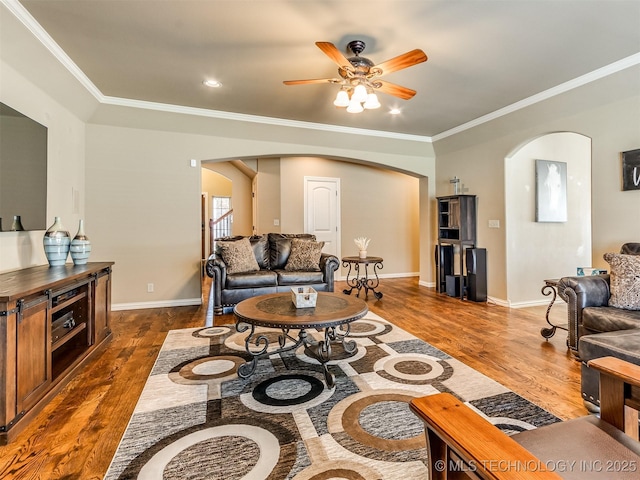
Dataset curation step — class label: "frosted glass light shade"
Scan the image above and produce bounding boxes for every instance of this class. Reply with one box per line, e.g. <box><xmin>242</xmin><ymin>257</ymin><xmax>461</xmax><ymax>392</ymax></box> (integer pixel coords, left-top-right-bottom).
<box><xmin>363</xmin><ymin>93</ymin><xmax>381</xmax><ymax>109</ymax></box>
<box><xmin>333</xmin><ymin>90</ymin><xmax>350</xmax><ymax>107</ymax></box>
<box><xmin>346</xmin><ymin>98</ymin><xmax>364</xmax><ymax>113</ymax></box>
<box><xmin>352</xmin><ymin>84</ymin><xmax>368</xmax><ymax>103</ymax></box>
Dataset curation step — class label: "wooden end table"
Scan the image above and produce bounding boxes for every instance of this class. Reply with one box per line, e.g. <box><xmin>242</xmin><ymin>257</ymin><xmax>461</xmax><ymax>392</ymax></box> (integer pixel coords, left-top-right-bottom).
<box><xmin>341</xmin><ymin>256</ymin><xmax>384</xmax><ymax>300</ymax></box>
<box><xmin>233</xmin><ymin>292</ymin><xmax>368</xmax><ymax>388</ymax></box>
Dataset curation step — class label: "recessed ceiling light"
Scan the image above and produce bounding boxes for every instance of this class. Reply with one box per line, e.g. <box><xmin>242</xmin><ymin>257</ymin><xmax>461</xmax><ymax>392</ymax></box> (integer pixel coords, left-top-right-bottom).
<box><xmin>389</xmin><ymin>108</ymin><xmax>401</xmax><ymax>115</ymax></box>
<box><xmin>203</xmin><ymin>79</ymin><xmax>222</xmax><ymax>88</ymax></box>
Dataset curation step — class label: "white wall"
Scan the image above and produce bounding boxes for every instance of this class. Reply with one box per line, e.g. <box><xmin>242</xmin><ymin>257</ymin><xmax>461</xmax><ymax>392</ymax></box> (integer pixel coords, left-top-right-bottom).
<box><xmin>255</xmin><ymin>159</ymin><xmax>281</xmax><ymax>234</ymax></box>
<box><xmin>279</xmin><ymin>157</ymin><xmax>421</xmax><ymax>277</ymax></box>
<box><xmin>505</xmin><ymin>132</ymin><xmax>591</xmax><ymax>306</ymax></box>
<box><xmin>4</xmin><ymin>2</ymin><xmax>636</xmax><ymax>308</ymax></box>
<box><xmin>84</xmin><ymin>120</ymin><xmax>434</xmax><ymax>308</ymax></box>
<box><xmin>434</xmin><ymin>65</ymin><xmax>640</xmax><ymax>303</ymax></box>
<box><xmin>0</xmin><ymin>61</ymin><xmax>87</xmax><ymax>272</ymax></box>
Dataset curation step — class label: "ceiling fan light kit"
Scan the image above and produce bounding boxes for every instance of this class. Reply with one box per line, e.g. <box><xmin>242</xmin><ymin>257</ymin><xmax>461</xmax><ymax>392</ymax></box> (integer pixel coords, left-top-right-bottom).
<box><xmin>284</xmin><ymin>40</ymin><xmax>427</xmax><ymax>114</ymax></box>
<box><xmin>333</xmin><ymin>89</ymin><xmax>350</xmax><ymax>107</ymax></box>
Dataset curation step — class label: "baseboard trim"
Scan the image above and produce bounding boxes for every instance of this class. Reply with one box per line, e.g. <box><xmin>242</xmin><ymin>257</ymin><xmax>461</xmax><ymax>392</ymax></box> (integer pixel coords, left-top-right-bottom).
<box><xmin>418</xmin><ymin>280</ymin><xmax>436</xmax><ymax>288</ymax></box>
<box><xmin>112</xmin><ymin>298</ymin><xmax>202</xmax><ymax>311</ymax></box>
<box><xmin>508</xmin><ymin>298</ymin><xmax>554</xmax><ymax>309</ymax></box>
<box><xmin>487</xmin><ymin>296</ymin><xmax>509</xmax><ymax>307</ymax></box>
<box><xmin>336</xmin><ymin>272</ymin><xmax>419</xmax><ymax>281</ymax></box>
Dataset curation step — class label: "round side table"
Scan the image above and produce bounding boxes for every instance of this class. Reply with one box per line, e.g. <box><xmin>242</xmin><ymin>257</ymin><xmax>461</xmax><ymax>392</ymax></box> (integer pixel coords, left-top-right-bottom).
<box><xmin>341</xmin><ymin>256</ymin><xmax>383</xmax><ymax>300</ymax></box>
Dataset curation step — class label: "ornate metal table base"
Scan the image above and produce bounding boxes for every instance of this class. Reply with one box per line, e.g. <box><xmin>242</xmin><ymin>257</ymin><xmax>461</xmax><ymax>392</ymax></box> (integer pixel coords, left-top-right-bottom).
<box><xmin>236</xmin><ymin>321</ymin><xmax>356</xmax><ymax>388</ymax></box>
<box><xmin>540</xmin><ymin>279</ymin><xmax>568</xmax><ymax>340</ymax></box>
<box><xmin>342</xmin><ymin>256</ymin><xmax>384</xmax><ymax>300</ymax></box>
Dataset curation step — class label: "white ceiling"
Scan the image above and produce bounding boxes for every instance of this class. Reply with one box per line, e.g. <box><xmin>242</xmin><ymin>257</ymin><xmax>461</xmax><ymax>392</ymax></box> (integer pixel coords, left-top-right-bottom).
<box><xmin>13</xmin><ymin>0</ymin><xmax>640</xmax><ymax>139</ymax></box>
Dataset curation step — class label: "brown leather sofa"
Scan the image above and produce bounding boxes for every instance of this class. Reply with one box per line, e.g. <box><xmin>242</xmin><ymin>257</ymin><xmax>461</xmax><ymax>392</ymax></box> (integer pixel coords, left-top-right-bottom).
<box><xmin>206</xmin><ymin>233</ymin><xmax>339</xmax><ymax>315</ymax></box>
<box><xmin>556</xmin><ymin>243</ymin><xmax>640</xmax><ymax>411</ymax></box>
<box><xmin>410</xmin><ymin>356</ymin><xmax>640</xmax><ymax>480</ymax></box>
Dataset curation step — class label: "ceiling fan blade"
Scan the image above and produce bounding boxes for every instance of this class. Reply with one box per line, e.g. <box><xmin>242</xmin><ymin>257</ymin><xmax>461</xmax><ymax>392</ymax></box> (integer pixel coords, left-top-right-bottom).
<box><xmin>375</xmin><ymin>80</ymin><xmax>417</xmax><ymax>100</ymax></box>
<box><xmin>283</xmin><ymin>78</ymin><xmax>338</xmax><ymax>85</ymax></box>
<box><xmin>315</xmin><ymin>42</ymin><xmax>354</xmax><ymax>71</ymax></box>
<box><xmin>374</xmin><ymin>49</ymin><xmax>427</xmax><ymax>76</ymax></box>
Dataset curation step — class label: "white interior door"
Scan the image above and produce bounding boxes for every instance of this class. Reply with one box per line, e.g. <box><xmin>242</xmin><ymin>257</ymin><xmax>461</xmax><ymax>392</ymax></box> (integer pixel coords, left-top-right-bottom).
<box><xmin>304</xmin><ymin>177</ymin><xmax>340</xmax><ymax>257</ymax></box>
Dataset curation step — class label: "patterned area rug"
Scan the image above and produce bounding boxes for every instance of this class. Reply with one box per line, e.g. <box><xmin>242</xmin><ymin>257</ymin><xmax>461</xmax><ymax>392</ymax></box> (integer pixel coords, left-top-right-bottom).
<box><xmin>105</xmin><ymin>312</ymin><xmax>559</xmax><ymax>479</ymax></box>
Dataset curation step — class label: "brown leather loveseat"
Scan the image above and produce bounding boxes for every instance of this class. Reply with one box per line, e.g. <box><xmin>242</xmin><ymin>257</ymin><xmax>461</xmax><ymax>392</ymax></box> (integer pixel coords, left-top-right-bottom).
<box><xmin>206</xmin><ymin>233</ymin><xmax>339</xmax><ymax>315</ymax></box>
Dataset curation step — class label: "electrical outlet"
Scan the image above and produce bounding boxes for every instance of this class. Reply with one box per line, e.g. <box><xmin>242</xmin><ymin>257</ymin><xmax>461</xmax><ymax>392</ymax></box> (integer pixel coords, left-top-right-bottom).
<box><xmin>273</xmin><ymin>219</ymin><xmax>280</xmax><ymax>226</ymax></box>
<box><xmin>147</xmin><ymin>283</ymin><xmax>154</xmax><ymax>293</ymax></box>
<box><xmin>488</xmin><ymin>219</ymin><xmax>500</xmax><ymax>228</ymax></box>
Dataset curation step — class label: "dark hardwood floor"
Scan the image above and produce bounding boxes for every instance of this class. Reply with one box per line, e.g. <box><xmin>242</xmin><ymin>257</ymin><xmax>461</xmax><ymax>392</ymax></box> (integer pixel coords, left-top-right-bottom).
<box><xmin>0</xmin><ymin>277</ymin><xmax>583</xmax><ymax>479</ymax></box>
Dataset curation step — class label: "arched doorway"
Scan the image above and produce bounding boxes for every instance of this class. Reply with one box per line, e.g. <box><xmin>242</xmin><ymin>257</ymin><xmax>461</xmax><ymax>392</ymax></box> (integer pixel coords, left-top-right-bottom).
<box><xmin>505</xmin><ymin>132</ymin><xmax>592</xmax><ymax>306</ymax></box>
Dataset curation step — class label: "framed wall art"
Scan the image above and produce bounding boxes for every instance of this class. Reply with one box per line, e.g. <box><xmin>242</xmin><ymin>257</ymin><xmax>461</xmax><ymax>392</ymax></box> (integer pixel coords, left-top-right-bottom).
<box><xmin>622</xmin><ymin>148</ymin><xmax>640</xmax><ymax>191</ymax></box>
<box><xmin>535</xmin><ymin>159</ymin><xmax>567</xmax><ymax>222</ymax></box>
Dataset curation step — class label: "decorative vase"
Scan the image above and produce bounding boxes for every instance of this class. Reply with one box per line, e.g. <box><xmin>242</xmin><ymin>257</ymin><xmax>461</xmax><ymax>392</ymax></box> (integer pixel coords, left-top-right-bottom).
<box><xmin>10</xmin><ymin>215</ymin><xmax>25</xmax><ymax>231</ymax></box>
<box><xmin>43</xmin><ymin>217</ymin><xmax>70</xmax><ymax>266</ymax></box>
<box><xmin>359</xmin><ymin>250</ymin><xmax>367</xmax><ymax>259</ymax></box>
<box><xmin>70</xmin><ymin>219</ymin><xmax>92</xmax><ymax>265</ymax></box>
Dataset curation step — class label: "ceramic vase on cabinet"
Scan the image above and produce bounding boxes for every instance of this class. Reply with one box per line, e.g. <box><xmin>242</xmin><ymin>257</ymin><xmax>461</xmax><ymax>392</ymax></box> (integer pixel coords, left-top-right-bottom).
<box><xmin>70</xmin><ymin>219</ymin><xmax>92</xmax><ymax>265</ymax></box>
<box><xmin>10</xmin><ymin>215</ymin><xmax>24</xmax><ymax>231</ymax></box>
<box><xmin>43</xmin><ymin>217</ymin><xmax>70</xmax><ymax>266</ymax></box>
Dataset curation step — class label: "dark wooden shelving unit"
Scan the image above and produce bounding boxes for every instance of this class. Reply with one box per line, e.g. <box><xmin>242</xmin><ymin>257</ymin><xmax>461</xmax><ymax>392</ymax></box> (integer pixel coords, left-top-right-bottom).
<box><xmin>436</xmin><ymin>195</ymin><xmax>477</xmax><ymax>299</ymax></box>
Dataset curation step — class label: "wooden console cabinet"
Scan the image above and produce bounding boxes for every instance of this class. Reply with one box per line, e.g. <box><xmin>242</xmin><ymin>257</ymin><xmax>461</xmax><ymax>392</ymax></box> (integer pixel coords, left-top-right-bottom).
<box><xmin>0</xmin><ymin>262</ymin><xmax>113</xmax><ymax>444</ymax></box>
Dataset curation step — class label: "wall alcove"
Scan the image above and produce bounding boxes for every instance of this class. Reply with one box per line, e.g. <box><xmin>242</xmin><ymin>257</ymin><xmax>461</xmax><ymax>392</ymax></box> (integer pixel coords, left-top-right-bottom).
<box><xmin>505</xmin><ymin>132</ymin><xmax>592</xmax><ymax>306</ymax></box>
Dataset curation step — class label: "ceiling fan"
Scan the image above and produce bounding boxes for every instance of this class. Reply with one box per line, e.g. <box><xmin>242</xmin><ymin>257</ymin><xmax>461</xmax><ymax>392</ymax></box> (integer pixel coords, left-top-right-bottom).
<box><xmin>283</xmin><ymin>40</ymin><xmax>427</xmax><ymax>112</ymax></box>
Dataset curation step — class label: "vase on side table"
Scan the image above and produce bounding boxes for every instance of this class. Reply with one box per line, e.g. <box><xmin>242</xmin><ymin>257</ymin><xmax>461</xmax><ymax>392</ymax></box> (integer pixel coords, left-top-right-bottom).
<box><xmin>43</xmin><ymin>217</ymin><xmax>70</xmax><ymax>266</ymax></box>
<box><xmin>70</xmin><ymin>219</ymin><xmax>92</xmax><ymax>265</ymax></box>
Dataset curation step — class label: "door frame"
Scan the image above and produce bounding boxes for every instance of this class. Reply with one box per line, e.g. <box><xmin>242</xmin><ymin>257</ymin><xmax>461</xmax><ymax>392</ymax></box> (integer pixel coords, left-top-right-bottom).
<box><xmin>303</xmin><ymin>176</ymin><xmax>341</xmax><ymax>259</ymax></box>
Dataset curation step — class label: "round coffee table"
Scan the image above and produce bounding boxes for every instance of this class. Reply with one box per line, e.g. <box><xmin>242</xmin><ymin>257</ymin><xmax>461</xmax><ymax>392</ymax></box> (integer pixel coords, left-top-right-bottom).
<box><xmin>233</xmin><ymin>292</ymin><xmax>368</xmax><ymax>388</ymax></box>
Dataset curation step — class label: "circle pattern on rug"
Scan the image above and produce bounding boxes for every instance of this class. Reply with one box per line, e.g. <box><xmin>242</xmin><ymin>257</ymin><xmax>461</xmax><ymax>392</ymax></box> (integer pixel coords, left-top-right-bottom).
<box><xmin>347</xmin><ymin>318</ymin><xmax>389</xmax><ymax>337</ymax></box>
<box><xmin>240</xmin><ymin>373</ymin><xmax>335</xmax><ymax>413</ymax></box>
<box><xmin>327</xmin><ymin>390</ymin><xmax>427</xmax><ymax>463</ymax></box>
<box><xmin>359</xmin><ymin>400</ymin><xmax>424</xmax><ymax>440</ymax></box>
<box><xmin>164</xmin><ymin>435</ymin><xmax>259</xmax><ymax>479</ymax></box>
<box><xmin>193</xmin><ymin>326</ymin><xmax>231</xmax><ymax>338</ymax></box>
<box><xmin>373</xmin><ymin>353</ymin><xmax>451</xmax><ymax>385</ymax></box>
<box><xmin>253</xmin><ymin>374</ymin><xmax>325</xmax><ymax>406</ymax></box>
<box><xmin>170</xmin><ymin>355</ymin><xmax>245</xmax><ymax>385</ymax></box>
<box><xmin>137</xmin><ymin>425</ymin><xmax>279</xmax><ymax>479</ymax></box>
<box><xmin>192</xmin><ymin>359</ymin><xmax>236</xmax><ymax>376</ymax></box>
<box><xmin>266</xmin><ymin>378</ymin><xmax>313</xmax><ymax>399</ymax></box>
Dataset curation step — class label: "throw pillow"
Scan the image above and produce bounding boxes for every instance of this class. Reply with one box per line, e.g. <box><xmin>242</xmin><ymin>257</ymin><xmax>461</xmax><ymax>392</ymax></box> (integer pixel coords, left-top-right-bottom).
<box><xmin>217</xmin><ymin>237</ymin><xmax>260</xmax><ymax>275</ymax></box>
<box><xmin>268</xmin><ymin>233</ymin><xmax>316</xmax><ymax>269</ymax></box>
<box><xmin>603</xmin><ymin>252</ymin><xmax>640</xmax><ymax>310</ymax></box>
<box><xmin>284</xmin><ymin>238</ymin><xmax>324</xmax><ymax>271</ymax></box>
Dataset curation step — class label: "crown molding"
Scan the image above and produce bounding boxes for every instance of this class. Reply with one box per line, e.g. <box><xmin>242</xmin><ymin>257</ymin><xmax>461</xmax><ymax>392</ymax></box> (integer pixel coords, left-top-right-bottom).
<box><xmin>432</xmin><ymin>52</ymin><xmax>640</xmax><ymax>142</ymax></box>
<box><xmin>2</xmin><ymin>0</ymin><xmax>104</xmax><ymax>101</ymax></box>
<box><xmin>100</xmin><ymin>95</ymin><xmax>433</xmax><ymax>142</ymax></box>
<box><xmin>6</xmin><ymin>0</ymin><xmax>639</xmax><ymax>144</ymax></box>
